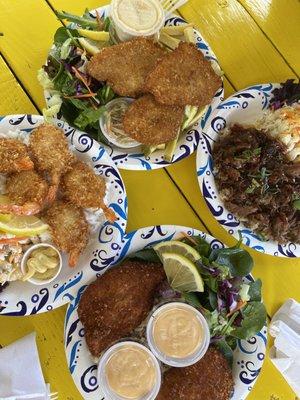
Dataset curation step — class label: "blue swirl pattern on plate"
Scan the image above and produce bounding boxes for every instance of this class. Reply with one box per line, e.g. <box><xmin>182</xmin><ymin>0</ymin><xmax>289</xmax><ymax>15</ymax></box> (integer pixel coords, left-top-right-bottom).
<box><xmin>64</xmin><ymin>225</ymin><xmax>266</xmax><ymax>400</ymax></box>
<box><xmin>45</xmin><ymin>5</ymin><xmax>224</xmax><ymax>171</ymax></box>
<box><xmin>0</xmin><ymin>115</ymin><xmax>127</xmax><ymax>315</ymax></box>
<box><xmin>196</xmin><ymin>83</ymin><xmax>300</xmax><ymax>257</ymax></box>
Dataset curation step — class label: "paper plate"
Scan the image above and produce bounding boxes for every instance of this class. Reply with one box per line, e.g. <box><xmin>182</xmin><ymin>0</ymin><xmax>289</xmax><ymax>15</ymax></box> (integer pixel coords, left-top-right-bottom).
<box><xmin>197</xmin><ymin>83</ymin><xmax>300</xmax><ymax>257</ymax></box>
<box><xmin>64</xmin><ymin>225</ymin><xmax>266</xmax><ymax>400</ymax></box>
<box><xmin>45</xmin><ymin>5</ymin><xmax>224</xmax><ymax>171</ymax></box>
<box><xmin>0</xmin><ymin>115</ymin><xmax>127</xmax><ymax>315</ymax></box>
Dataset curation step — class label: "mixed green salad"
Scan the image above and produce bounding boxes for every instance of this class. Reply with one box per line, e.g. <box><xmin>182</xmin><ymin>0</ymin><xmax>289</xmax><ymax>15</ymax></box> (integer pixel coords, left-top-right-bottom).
<box><xmin>129</xmin><ymin>234</ymin><xmax>267</xmax><ymax>366</ymax></box>
<box><xmin>39</xmin><ymin>9</ymin><xmax>210</xmax><ymax>161</ymax></box>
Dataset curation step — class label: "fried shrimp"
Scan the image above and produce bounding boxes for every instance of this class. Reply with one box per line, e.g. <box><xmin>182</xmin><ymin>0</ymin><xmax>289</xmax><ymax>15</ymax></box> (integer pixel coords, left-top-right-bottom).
<box><xmin>78</xmin><ymin>260</ymin><xmax>166</xmax><ymax>357</ymax></box>
<box><xmin>62</xmin><ymin>161</ymin><xmax>116</xmax><ymax>222</ymax></box>
<box><xmin>87</xmin><ymin>37</ymin><xmax>165</xmax><ymax>97</ymax></box>
<box><xmin>0</xmin><ymin>171</ymin><xmax>50</xmax><ymax>216</ymax></box>
<box><xmin>0</xmin><ymin>138</ymin><xmax>34</xmax><ymax>173</ymax></box>
<box><xmin>29</xmin><ymin>124</ymin><xmax>75</xmax><ymax>199</ymax></box>
<box><xmin>43</xmin><ymin>201</ymin><xmax>89</xmax><ymax>267</ymax></box>
<box><xmin>123</xmin><ymin>94</ymin><xmax>184</xmax><ymax>145</ymax></box>
<box><xmin>145</xmin><ymin>42</ymin><xmax>222</xmax><ymax>107</ymax></box>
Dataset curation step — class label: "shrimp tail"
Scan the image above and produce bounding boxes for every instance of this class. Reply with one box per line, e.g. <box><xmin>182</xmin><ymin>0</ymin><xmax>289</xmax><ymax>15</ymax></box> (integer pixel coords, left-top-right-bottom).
<box><xmin>103</xmin><ymin>205</ymin><xmax>117</xmax><ymax>223</ymax></box>
<box><xmin>0</xmin><ymin>202</ymin><xmax>41</xmax><ymax>216</ymax></box>
<box><xmin>69</xmin><ymin>249</ymin><xmax>80</xmax><ymax>268</ymax></box>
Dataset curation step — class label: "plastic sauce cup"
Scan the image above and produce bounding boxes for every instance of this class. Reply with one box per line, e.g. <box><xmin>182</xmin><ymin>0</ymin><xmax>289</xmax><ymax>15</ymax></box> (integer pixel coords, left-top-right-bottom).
<box><xmin>146</xmin><ymin>301</ymin><xmax>210</xmax><ymax>367</ymax></box>
<box><xmin>110</xmin><ymin>0</ymin><xmax>165</xmax><ymax>42</ymax></box>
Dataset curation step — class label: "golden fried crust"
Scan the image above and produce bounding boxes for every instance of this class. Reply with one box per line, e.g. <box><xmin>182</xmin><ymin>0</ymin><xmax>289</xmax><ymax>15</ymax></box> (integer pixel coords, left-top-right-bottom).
<box><xmin>6</xmin><ymin>170</ymin><xmax>49</xmax><ymax>206</ymax></box>
<box><xmin>62</xmin><ymin>161</ymin><xmax>106</xmax><ymax>208</ymax></box>
<box><xmin>157</xmin><ymin>347</ymin><xmax>234</xmax><ymax>400</ymax></box>
<box><xmin>29</xmin><ymin>124</ymin><xmax>74</xmax><ymax>177</ymax></box>
<box><xmin>123</xmin><ymin>94</ymin><xmax>184</xmax><ymax>145</ymax></box>
<box><xmin>145</xmin><ymin>42</ymin><xmax>222</xmax><ymax>107</ymax></box>
<box><xmin>78</xmin><ymin>260</ymin><xmax>166</xmax><ymax>357</ymax></box>
<box><xmin>87</xmin><ymin>37</ymin><xmax>166</xmax><ymax>97</ymax></box>
<box><xmin>0</xmin><ymin>138</ymin><xmax>34</xmax><ymax>173</ymax></box>
<box><xmin>43</xmin><ymin>201</ymin><xmax>89</xmax><ymax>266</ymax></box>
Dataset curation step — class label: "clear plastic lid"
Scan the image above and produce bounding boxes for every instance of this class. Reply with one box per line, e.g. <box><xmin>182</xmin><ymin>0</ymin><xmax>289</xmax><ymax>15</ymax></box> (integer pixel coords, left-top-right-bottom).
<box><xmin>99</xmin><ymin>98</ymin><xmax>141</xmax><ymax>149</ymax></box>
<box><xmin>98</xmin><ymin>341</ymin><xmax>161</xmax><ymax>400</ymax></box>
<box><xmin>146</xmin><ymin>301</ymin><xmax>210</xmax><ymax>367</ymax></box>
<box><xmin>110</xmin><ymin>0</ymin><xmax>165</xmax><ymax>42</ymax></box>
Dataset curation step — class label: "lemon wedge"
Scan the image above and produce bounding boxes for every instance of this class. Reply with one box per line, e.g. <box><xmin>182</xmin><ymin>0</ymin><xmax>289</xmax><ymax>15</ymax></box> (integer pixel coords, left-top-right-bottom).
<box><xmin>77</xmin><ymin>28</ymin><xmax>110</xmax><ymax>41</ymax></box>
<box><xmin>0</xmin><ymin>215</ymin><xmax>49</xmax><ymax>237</ymax></box>
<box><xmin>154</xmin><ymin>240</ymin><xmax>200</xmax><ymax>262</ymax></box>
<box><xmin>161</xmin><ymin>252</ymin><xmax>204</xmax><ymax>293</ymax></box>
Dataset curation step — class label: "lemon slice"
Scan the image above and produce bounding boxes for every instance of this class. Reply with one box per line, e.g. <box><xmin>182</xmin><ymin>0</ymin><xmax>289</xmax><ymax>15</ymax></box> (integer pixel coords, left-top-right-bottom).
<box><xmin>78</xmin><ymin>37</ymin><xmax>107</xmax><ymax>55</ymax></box>
<box><xmin>0</xmin><ymin>195</ymin><xmax>13</xmax><ymax>222</ymax></box>
<box><xmin>0</xmin><ymin>215</ymin><xmax>49</xmax><ymax>237</ymax></box>
<box><xmin>77</xmin><ymin>28</ymin><xmax>110</xmax><ymax>41</ymax></box>
<box><xmin>154</xmin><ymin>240</ymin><xmax>200</xmax><ymax>262</ymax></box>
<box><xmin>161</xmin><ymin>252</ymin><xmax>204</xmax><ymax>293</ymax></box>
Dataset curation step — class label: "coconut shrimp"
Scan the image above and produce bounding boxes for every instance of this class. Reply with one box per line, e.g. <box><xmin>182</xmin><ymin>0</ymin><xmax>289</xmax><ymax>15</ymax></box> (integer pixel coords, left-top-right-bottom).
<box><xmin>29</xmin><ymin>124</ymin><xmax>75</xmax><ymax>198</ymax></box>
<box><xmin>62</xmin><ymin>161</ymin><xmax>116</xmax><ymax>223</ymax></box>
<box><xmin>0</xmin><ymin>170</ymin><xmax>52</xmax><ymax>216</ymax></box>
<box><xmin>0</xmin><ymin>138</ymin><xmax>34</xmax><ymax>173</ymax></box>
<box><xmin>43</xmin><ymin>201</ymin><xmax>89</xmax><ymax>267</ymax></box>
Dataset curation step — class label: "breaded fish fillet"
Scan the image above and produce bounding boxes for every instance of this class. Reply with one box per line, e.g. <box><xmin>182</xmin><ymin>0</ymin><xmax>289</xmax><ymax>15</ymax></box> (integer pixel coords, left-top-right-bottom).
<box><xmin>145</xmin><ymin>42</ymin><xmax>222</xmax><ymax>107</ymax></box>
<box><xmin>43</xmin><ymin>201</ymin><xmax>89</xmax><ymax>267</ymax></box>
<box><xmin>0</xmin><ymin>138</ymin><xmax>33</xmax><ymax>173</ymax></box>
<box><xmin>87</xmin><ymin>37</ymin><xmax>165</xmax><ymax>97</ymax></box>
<box><xmin>157</xmin><ymin>347</ymin><xmax>234</xmax><ymax>400</ymax></box>
<box><xmin>62</xmin><ymin>161</ymin><xmax>116</xmax><ymax>223</ymax></box>
<box><xmin>78</xmin><ymin>260</ymin><xmax>166</xmax><ymax>357</ymax></box>
<box><xmin>123</xmin><ymin>94</ymin><xmax>184</xmax><ymax>145</ymax></box>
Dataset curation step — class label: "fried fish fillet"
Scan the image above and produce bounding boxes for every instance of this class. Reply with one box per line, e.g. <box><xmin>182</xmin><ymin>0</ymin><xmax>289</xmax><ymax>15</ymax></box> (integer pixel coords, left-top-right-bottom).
<box><xmin>29</xmin><ymin>124</ymin><xmax>75</xmax><ymax>197</ymax></box>
<box><xmin>145</xmin><ymin>42</ymin><xmax>222</xmax><ymax>107</ymax></box>
<box><xmin>123</xmin><ymin>94</ymin><xmax>184</xmax><ymax>145</ymax></box>
<box><xmin>87</xmin><ymin>37</ymin><xmax>165</xmax><ymax>97</ymax></box>
<box><xmin>43</xmin><ymin>201</ymin><xmax>89</xmax><ymax>267</ymax></box>
<box><xmin>62</xmin><ymin>161</ymin><xmax>116</xmax><ymax>223</ymax></box>
<box><xmin>78</xmin><ymin>260</ymin><xmax>166</xmax><ymax>357</ymax></box>
<box><xmin>157</xmin><ymin>347</ymin><xmax>234</xmax><ymax>400</ymax></box>
<box><xmin>0</xmin><ymin>138</ymin><xmax>33</xmax><ymax>173</ymax></box>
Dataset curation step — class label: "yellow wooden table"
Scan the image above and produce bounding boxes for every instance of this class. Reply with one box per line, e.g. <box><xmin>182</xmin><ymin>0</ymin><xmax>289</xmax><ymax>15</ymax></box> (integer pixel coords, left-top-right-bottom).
<box><xmin>0</xmin><ymin>0</ymin><xmax>299</xmax><ymax>398</ymax></box>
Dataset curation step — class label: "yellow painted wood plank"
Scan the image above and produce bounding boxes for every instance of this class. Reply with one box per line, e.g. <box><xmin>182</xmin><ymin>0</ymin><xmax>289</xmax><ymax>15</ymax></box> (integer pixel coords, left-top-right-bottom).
<box><xmin>239</xmin><ymin>0</ymin><xmax>300</xmax><ymax>74</ymax></box>
<box><xmin>0</xmin><ymin>0</ymin><xmax>62</xmax><ymax>108</ymax></box>
<box><xmin>179</xmin><ymin>0</ymin><xmax>297</xmax><ymax>87</ymax></box>
<box><xmin>0</xmin><ymin>56</ymin><xmax>37</xmax><ymax>115</ymax></box>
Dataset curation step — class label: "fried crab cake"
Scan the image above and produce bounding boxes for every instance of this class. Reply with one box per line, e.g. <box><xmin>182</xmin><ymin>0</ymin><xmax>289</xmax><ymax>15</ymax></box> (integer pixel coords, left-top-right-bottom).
<box><xmin>0</xmin><ymin>170</ymin><xmax>49</xmax><ymax>215</ymax></box>
<box><xmin>62</xmin><ymin>161</ymin><xmax>116</xmax><ymax>223</ymax></box>
<box><xmin>157</xmin><ymin>347</ymin><xmax>234</xmax><ymax>400</ymax></box>
<box><xmin>0</xmin><ymin>138</ymin><xmax>33</xmax><ymax>173</ymax></box>
<box><xmin>78</xmin><ymin>260</ymin><xmax>166</xmax><ymax>357</ymax></box>
<box><xmin>145</xmin><ymin>42</ymin><xmax>222</xmax><ymax>107</ymax></box>
<box><xmin>43</xmin><ymin>201</ymin><xmax>89</xmax><ymax>267</ymax></box>
<box><xmin>87</xmin><ymin>37</ymin><xmax>166</xmax><ymax>98</ymax></box>
<box><xmin>29</xmin><ymin>124</ymin><xmax>75</xmax><ymax>197</ymax></box>
<box><xmin>123</xmin><ymin>94</ymin><xmax>184</xmax><ymax>145</ymax></box>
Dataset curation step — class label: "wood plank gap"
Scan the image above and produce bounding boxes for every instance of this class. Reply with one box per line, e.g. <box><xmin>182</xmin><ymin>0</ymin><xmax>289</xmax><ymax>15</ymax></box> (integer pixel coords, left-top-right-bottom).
<box><xmin>0</xmin><ymin>52</ymin><xmax>42</xmax><ymax>114</ymax></box>
<box><xmin>164</xmin><ymin>168</ymin><xmax>212</xmax><ymax>235</ymax></box>
<box><xmin>236</xmin><ymin>0</ymin><xmax>299</xmax><ymax>79</ymax></box>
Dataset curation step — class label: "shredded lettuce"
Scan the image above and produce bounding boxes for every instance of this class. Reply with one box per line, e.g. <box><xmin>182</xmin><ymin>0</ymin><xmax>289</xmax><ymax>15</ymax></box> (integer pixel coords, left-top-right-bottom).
<box><xmin>37</xmin><ymin>68</ymin><xmax>54</xmax><ymax>90</ymax></box>
<box><xmin>60</xmin><ymin>38</ymin><xmax>72</xmax><ymax>60</ymax></box>
<box><xmin>42</xmin><ymin>93</ymin><xmax>62</xmax><ymax>122</ymax></box>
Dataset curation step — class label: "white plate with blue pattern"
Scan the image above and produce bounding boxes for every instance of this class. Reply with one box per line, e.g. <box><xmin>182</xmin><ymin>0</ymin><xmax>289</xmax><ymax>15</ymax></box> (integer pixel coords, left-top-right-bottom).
<box><xmin>0</xmin><ymin>115</ymin><xmax>127</xmax><ymax>316</ymax></box>
<box><xmin>64</xmin><ymin>225</ymin><xmax>266</xmax><ymax>400</ymax></box>
<box><xmin>45</xmin><ymin>5</ymin><xmax>224</xmax><ymax>171</ymax></box>
<box><xmin>197</xmin><ymin>83</ymin><xmax>300</xmax><ymax>258</ymax></box>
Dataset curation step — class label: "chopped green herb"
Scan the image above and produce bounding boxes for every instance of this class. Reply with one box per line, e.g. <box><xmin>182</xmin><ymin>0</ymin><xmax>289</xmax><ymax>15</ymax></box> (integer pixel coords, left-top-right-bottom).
<box><xmin>240</xmin><ymin>147</ymin><xmax>261</xmax><ymax>161</ymax></box>
<box><xmin>293</xmin><ymin>199</ymin><xmax>300</xmax><ymax>210</ymax></box>
<box><xmin>245</xmin><ymin>178</ymin><xmax>260</xmax><ymax>194</ymax></box>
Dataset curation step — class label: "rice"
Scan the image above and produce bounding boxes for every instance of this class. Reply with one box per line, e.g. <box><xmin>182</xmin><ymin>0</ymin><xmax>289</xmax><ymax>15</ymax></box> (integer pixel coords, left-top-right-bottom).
<box><xmin>0</xmin><ymin>128</ymin><xmax>30</xmax><ymax>145</ymax></box>
<box><xmin>255</xmin><ymin>104</ymin><xmax>300</xmax><ymax>162</ymax></box>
